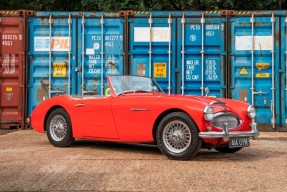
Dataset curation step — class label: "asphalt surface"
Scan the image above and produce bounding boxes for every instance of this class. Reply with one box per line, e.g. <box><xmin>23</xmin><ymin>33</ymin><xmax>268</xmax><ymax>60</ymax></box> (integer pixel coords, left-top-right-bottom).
<box><xmin>0</xmin><ymin>129</ymin><xmax>287</xmax><ymax>191</ymax></box>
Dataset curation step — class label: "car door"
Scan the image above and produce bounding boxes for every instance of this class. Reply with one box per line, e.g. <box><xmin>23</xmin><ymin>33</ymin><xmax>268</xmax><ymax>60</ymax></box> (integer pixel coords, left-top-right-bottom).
<box><xmin>72</xmin><ymin>96</ymin><xmax>119</xmax><ymax>139</ymax></box>
<box><xmin>111</xmin><ymin>95</ymin><xmax>160</xmax><ymax>142</ymax></box>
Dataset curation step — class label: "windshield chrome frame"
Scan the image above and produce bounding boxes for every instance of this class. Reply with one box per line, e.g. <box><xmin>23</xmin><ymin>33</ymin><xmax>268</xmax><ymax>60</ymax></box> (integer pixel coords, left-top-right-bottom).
<box><xmin>107</xmin><ymin>75</ymin><xmax>163</xmax><ymax>96</ymax></box>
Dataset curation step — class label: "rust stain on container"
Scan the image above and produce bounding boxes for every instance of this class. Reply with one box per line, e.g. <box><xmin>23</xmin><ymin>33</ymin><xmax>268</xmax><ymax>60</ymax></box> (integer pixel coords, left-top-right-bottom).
<box><xmin>0</xmin><ymin>11</ymin><xmax>27</xmax><ymax>129</ymax></box>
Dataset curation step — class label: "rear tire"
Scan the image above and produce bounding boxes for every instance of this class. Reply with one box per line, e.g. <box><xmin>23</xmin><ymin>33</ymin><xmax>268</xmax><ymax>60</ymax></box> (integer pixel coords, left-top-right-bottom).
<box><xmin>156</xmin><ymin>112</ymin><xmax>202</xmax><ymax>160</ymax></box>
<box><xmin>46</xmin><ymin>108</ymin><xmax>74</xmax><ymax>147</ymax></box>
<box><xmin>215</xmin><ymin>147</ymin><xmax>243</xmax><ymax>153</ymax></box>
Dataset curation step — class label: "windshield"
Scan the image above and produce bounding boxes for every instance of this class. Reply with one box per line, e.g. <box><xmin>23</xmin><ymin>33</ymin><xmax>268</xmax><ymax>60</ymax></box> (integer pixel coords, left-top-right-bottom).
<box><xmin>108</xmin><ymin>75</ymin><xmax>163</xmax><ymax>96</ymax></box>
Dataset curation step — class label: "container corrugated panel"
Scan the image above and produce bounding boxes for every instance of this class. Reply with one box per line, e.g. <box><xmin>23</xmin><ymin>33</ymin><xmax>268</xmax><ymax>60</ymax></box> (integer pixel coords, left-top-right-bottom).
<box><xmin>27</xmin><ymin>12</ymin><xmax>77</xmax><ymax>115</ymax></box>
<box><xmin>0</xmin><ymin>11</ymin><xmax>27</xmax><ymax>128</ymax></box>
<box><xmin>129</xmin><ymin>12</ymin><xmax>176</xmax><ymax>93</ymax></box>
<box><xmin>77</xmin><ymin>13</ymin><xmax>124</xmax><ymax>96</ymax></box>
<box><xmin>27</xmin><ymin>12</ymin><xmax>124</xmax><ymax>115</ymax></box>
<box><xmin>229</xmin><ymin>11</ymin><xmax>280</xmax><ymax>127</ymax></box>
<box><xmin>177</xmin><ymin>12</ymin><xmax>226</xmax><ymax>97</ymax></box>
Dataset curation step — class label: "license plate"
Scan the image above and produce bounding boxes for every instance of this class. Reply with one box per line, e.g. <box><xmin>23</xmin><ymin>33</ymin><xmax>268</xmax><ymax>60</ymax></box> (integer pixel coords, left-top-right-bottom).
<box><xmin>229</xmin><ymin>138</ymin><xmax>250</xmax><ymax>148</ymax></box>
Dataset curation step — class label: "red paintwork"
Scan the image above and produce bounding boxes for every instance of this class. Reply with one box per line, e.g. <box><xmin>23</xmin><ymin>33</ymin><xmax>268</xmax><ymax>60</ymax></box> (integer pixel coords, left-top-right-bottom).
<box><xmin>31</xmin><ymin>77</ymin><xmax>252</xmax><ymax>145</ymax></box>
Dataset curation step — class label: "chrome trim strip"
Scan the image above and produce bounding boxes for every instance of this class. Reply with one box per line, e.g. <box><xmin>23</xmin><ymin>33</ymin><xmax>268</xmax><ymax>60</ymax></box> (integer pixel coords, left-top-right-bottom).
<box><xmin>130</xmin><ymin>108</ymin><xmax>150</xmax><ymax>111</ymax></box>
<box><xmin>199</xmin><ymin>123</ymin><xmax>259</xmax><ymax>141</ymax></box>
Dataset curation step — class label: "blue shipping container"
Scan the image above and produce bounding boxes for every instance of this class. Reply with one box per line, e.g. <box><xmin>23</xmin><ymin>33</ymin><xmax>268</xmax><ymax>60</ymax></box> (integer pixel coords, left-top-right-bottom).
<box><xmin>229</xmin><ymin>12</ymin><xmax>280</xmax><ymax>128</ymax></box>
<box><xmin>27</xmin><ymin>12</ymin><xmax>124</xmax><ymax>115</ymax></box>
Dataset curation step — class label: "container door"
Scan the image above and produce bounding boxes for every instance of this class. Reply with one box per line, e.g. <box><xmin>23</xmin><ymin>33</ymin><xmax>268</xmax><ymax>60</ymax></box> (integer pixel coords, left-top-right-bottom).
<box><xmin>129</xmin><ymin>13</ymin><xmax>176</xmax><ymax>94</ymax></box>
<box><xmin>27</xmin><ymin>14</ymin><xmax>77</xmax><ymax>115</ymax></box>
<box><xmin>77</xmin><ymin>14</ymin><xmax>124</xmax><ymax>96</ymax></box>
<box><xmin>280</xmin><ymin>15</ymin><xmax>287</xmax><ymax>128</ymax></box>
<box><xmin>230</xmin><ymin>13</ymin><xmax>280</xmax><ymax>127</ymax></box>
<box><xmin>0</xmin><ymin>16</ymin><xmax>25</xmax><ymax>128</ymax></box>
<box><xmin>177</xmin><ymin>14</ymin><xmax>225</xmax><ymax>97</ymax></box>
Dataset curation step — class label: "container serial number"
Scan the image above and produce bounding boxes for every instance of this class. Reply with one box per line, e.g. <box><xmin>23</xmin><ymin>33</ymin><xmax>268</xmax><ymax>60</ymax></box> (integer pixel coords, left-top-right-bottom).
<box><xmin>2</xmin><ymin>41</ymin><xmax>13</xmax><ymax>46</ymax></box>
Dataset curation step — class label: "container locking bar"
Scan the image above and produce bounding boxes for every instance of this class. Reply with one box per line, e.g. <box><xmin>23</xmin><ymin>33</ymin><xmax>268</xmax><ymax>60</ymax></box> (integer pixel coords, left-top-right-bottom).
<box><xmin>81</xmin><ymin>14</ymin><xmax>85</xmax><ymax>95</ymax></box>
<box><xmin>149</xmin><ymin>13</ymin><xmax>152</xmax><ymax>78</ymax></box>
<box><xmin>271</xmin><ymin>12</ymin><xmax>275</xmax><ymax>128</ymax></box>
<box><xmin>168</xmin><ymin>14</ymin><xmax>172</xmax><ymax>94</ymax></box>
<box><xmin>200</xmin><ymin>13</ymin><xmax>205</xmax><ymax>96</ymax></box>
<box><xmin>101</xmin><ymin>14</ymin><xmax>104</xmax><ymax>95</ymax></box>
<box><xmin>250</xmin><ymin>13</ymin><xmax>255</xmax><ymax>106</ymax></box>
<box><xmin>48</xmin><ymin>14</ymin><xmax>52</xmax><ymax>98</ymax></box>
<box><xmin>68</xmin><ymin>14</ymin><xmax>72</xmax><ymax>95</ymax></box>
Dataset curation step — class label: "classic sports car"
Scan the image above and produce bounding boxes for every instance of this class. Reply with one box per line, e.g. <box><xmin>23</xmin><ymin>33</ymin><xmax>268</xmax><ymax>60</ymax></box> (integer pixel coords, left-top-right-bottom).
<box><xmin>30</xmin><ymin>75</ymin><xmax>259</xmax><ymax>160</ymax></box>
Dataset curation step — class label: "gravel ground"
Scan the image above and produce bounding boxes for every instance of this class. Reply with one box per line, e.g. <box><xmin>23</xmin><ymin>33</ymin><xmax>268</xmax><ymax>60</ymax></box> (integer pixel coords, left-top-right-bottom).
<box><xmin>0</xmin><ymin>130</ymin><xmax>287</xmax><ymax>191</ymax></box>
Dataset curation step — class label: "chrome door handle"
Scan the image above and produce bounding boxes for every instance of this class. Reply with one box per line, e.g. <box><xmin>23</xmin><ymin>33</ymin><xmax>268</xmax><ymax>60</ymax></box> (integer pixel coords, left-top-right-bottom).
<box><xmin>253</xmin><ymin>90</ymin><xmax>268</xmax><ymax>95</ymax></box>
<box><xmin>74</xmin><ymin>104</ymin><xmax>85</xmax><ymax>107</ymax></box>
<box><xmin>130</xmin><ymin>108</ymin><xmax>149</xmax><ymax>111</ymax></box>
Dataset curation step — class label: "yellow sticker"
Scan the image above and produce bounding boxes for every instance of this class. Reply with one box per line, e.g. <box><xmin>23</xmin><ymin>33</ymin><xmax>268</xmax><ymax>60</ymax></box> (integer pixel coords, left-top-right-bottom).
<box><xmin>256</xmin><ymin>63</ymin><xmax>269</xmax><ymax>71</ymax></box>
<box><xmin>53</xmin><ymin>62</ymin><xmax>67</xmax><ymax>77</ymax></box>
<box><xmin>6</xmin><ymin>87</ymin><xmax>12</xmax><ymax>92</ymax></box>
<box><xmin>154</xmin><ymin>62</ymin><xmax>166</xmax><ymax>78</ymax></box>
<box><xmin>256</xmin><ymin>73</ymin><xmax>270</xmax><ymax>78</ymax></box>
<box><xmin>105</xmin><ymin>88</ymin><xmax>111</xmax><ymax>96</ymax></box>
<box><xmin>240</xmin><ymin>67</ymin><xmax>248</xmax><ymax>75</ymax></box>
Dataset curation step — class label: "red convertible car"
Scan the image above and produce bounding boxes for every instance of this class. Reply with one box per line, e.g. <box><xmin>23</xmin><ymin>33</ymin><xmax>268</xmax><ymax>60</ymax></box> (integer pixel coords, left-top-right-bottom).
<box><xmin>30</xmin><ymin>75</ymin><xmax>259</xmax><ymax>160</ymax></box>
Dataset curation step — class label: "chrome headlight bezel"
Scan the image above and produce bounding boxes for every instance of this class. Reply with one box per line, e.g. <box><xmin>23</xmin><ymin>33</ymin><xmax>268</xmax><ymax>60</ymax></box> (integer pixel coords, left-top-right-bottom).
<box><xmin>247</xmin><ymin>105</ymin><xmax>256</xmax><ymax>119</ymax></box>
<box><xmin>204</xmin><ymin>106</ymin><xmax>214</xmax><ymax>121</ymax></box>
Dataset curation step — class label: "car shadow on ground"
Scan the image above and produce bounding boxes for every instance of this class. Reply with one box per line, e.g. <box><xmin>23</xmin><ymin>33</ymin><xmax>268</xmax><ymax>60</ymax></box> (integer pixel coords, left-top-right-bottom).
<box><xmin>73</xmin><ymin>139</ymin><xmax>162</xmax><ymax>155</ymax></box>
<box><xmin>67</xmin><ymin>139</ymin><xmax>284</xmax><ymax>162</ymax></box>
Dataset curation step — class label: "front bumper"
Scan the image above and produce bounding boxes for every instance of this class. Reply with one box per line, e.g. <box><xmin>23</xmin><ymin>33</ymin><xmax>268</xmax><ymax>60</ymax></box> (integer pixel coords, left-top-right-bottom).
<box><xmin>198</xmin><ymin>123</ymin><xmax>259</xmax><ymax>142</ymax></box>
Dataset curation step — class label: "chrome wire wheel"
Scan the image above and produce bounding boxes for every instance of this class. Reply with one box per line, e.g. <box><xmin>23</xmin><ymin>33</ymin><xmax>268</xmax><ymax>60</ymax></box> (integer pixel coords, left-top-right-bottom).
<box><xmin>162</xmin><ymin>120</ymin><xmax>192</xmax><ymax>154</ymax></box>
<box><xmin>49</xmin><ymin>114</ymin><xmax>67</xmax><ymax>142</ymax></box>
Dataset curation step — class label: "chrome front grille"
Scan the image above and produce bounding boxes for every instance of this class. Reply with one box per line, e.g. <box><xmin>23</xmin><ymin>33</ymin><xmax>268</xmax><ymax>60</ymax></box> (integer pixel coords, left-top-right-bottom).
<box><xmin>212</xmin><ymin>113</ymin><xmax>240</xmax><ymax>129</ymax></box>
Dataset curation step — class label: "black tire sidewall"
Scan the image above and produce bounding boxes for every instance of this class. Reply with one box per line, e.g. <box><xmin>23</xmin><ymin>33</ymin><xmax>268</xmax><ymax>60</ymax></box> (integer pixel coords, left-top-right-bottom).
<box><xmin>156</xmin><ymin>112</ymin><xmax>201</xmax><ymax>160</ymax></box>
<box><xmin>46</xmin><ymin>108</ymin><xmax>74</xmax><ymax>147</ymax></box>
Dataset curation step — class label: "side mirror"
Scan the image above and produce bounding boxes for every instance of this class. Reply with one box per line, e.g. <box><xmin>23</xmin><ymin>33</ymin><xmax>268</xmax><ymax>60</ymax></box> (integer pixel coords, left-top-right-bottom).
<box><xmin>205</xmin><ymin>87</ymin><xmax>209</xmax><ymax>96</ymax></box>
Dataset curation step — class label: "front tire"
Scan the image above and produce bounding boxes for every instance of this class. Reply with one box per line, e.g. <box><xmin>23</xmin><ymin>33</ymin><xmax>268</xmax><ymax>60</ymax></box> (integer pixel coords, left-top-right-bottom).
<box><xmin>46</xmin><ymin>108</ymin><xmax>74</xmax><ymax>147</ymax></box>
<box><xmin>215</xmin><ymin>147</ymin><xmax>243</xmax><ymax>153</ymax></box>
<box><xmin>156</xmin><ymin>112</ymin><xmax>202</xmax><ymax>160</ymax></box>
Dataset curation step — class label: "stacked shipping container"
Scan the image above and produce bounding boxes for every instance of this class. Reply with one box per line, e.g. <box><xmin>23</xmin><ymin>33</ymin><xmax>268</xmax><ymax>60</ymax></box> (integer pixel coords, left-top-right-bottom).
<box><xmin>1</xmin><ymin>10</ymin><xmax>287</xmax><ymax>131</ymax></box>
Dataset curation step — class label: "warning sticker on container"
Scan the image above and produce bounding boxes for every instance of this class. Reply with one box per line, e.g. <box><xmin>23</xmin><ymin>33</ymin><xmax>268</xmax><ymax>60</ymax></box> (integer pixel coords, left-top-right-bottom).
<box><xmin>256</xmin><ymin>63</ymin><xmax>269</xmax><ymax>71</ymax></box>
<box><xmin>5</xmin><ymin>93</ymin><xmax>13</xmax><ymax>101</ymax></box>
<box><xmin>256</xmin><ymin>73</ymin><xmax>270</xmax><ymax>78</ymax></box>
<box><xmin>53</xmin><ymin>62</ymin><xmax>67</xmax><ymax>77</ymax></box>
<box><xmin>235</xmin><ymin>36</ymin><xmax>273</xmax><ymax>51</ymax></box>
<box><xmin>154</xmin><ymin>63</ymin><xmax>166</xmax><ymax>78</ymax></box>
<box><xmin>240</xmin><ymin>67</ymin><xmax>248</xmax><ymax>75</ymax></box>
<box><xmin>34</xmin><ymin>37</ymin><xmax>70</xmax><ymax>51</ymax></box>
<box><xmin>6</xmin><ymin>87</ymin><xmax>12</xmax><ymax>92</ymax></box>
<box><xmin>134</xmin><ymin>27</ymin><xmax>170</xmax><ymax>42</ymax></box>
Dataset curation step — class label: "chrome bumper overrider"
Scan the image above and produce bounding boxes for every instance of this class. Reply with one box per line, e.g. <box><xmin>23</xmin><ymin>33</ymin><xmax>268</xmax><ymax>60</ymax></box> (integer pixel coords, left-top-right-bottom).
<box><xmin>198</xmin><ymin>123</ymin><xmax>259</xmax><ymax>142</ymax></box>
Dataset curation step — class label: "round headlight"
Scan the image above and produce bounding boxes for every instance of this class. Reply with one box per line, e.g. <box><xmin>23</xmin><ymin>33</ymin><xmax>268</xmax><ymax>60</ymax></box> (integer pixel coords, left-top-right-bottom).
<box><xmin>204</xmin><ymin>106</ymin><xmax>214</xmax><ymax>121</ymax></box>
<box><xmin>247</xmin><ymin>105</ymin><xmax>256</xmax><ymax>119</ymax></box>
